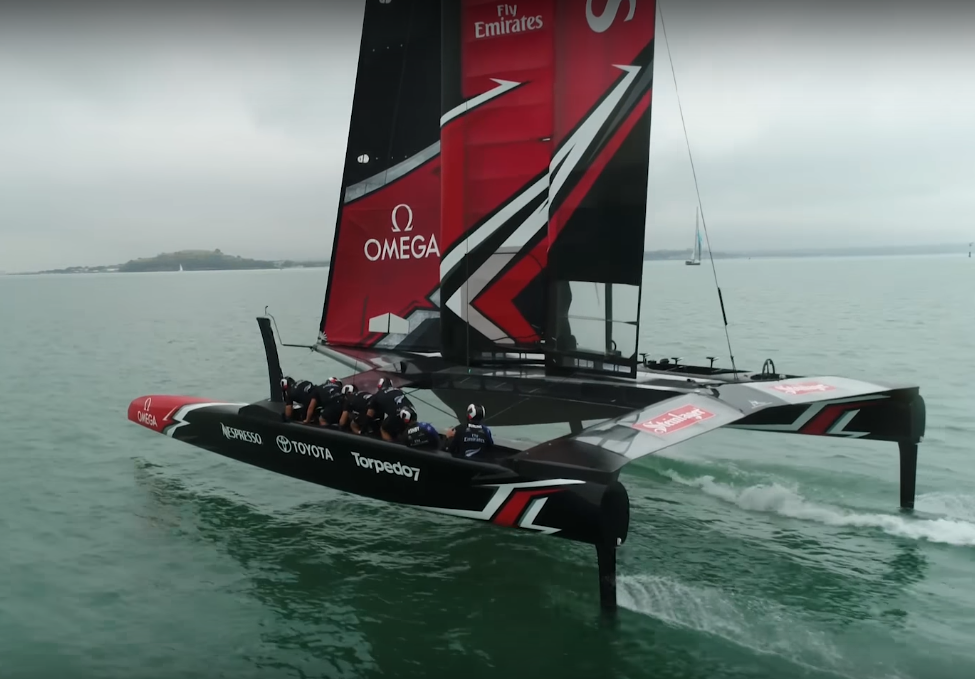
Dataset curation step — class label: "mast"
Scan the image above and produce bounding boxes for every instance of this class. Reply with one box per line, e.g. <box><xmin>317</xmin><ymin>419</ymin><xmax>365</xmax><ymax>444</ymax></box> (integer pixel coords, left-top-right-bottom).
<box><xmin>319</xmin><ymin>0</ymin><xmax>443</xmax><ymax>352</ymax></box>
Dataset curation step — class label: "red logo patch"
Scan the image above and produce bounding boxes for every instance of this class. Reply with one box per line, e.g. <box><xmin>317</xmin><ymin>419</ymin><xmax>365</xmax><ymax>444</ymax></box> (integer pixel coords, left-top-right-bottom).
<box><xmin>632</xmin><ymin>404</ymin><xmax>715</xmax><ymax>435</ymax></box>
<box><xmin>771</xmin><ymin>382</ymin><xmax>836</xmax><ymax>396</ymax></box>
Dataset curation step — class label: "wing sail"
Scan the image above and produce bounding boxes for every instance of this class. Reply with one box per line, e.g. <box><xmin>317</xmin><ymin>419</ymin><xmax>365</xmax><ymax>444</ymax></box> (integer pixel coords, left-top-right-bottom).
<box><xmin>319</xmin><ymin>0</ymin><xmax>443</xmax><ymax>352</ymax></box>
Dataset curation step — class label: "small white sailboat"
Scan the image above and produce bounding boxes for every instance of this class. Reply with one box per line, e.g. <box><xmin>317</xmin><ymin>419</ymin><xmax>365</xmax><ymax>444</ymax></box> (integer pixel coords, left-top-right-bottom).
<box><xmin>685</xmin><ymin>207</ymin><xmax>702</xmax><ymax>266</ymax></box>
<box><xmin>179</xmin><ymin>264</ymin><xmax>184</xmax><ymax>272</ymax></box>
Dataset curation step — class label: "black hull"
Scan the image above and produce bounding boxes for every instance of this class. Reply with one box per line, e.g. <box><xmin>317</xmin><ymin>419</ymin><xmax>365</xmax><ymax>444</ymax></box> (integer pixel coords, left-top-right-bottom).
<box><xmin>127</xmin><ymin>396</ymin><xmax>630</xmax><ymax>550</ymax></box>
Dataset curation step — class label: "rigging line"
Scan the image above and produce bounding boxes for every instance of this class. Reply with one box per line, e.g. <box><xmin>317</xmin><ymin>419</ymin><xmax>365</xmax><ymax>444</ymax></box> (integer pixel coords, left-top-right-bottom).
<box><xmin>481</xmin><ymin>371</ymin><xmax>579</xmax><ymax>427</ymax></box>
<box><xmin>658</xmin><ymin>1</ymin><xmax>738</xmax><ymax>379</ymax></box>
<box><xmin>401</xmin><ymin>389</ymin><xmax>459</xmax><ymax>422</ymax></box>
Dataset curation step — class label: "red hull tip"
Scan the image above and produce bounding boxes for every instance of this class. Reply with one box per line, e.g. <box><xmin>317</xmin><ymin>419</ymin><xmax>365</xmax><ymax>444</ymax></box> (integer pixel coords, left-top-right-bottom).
<box><xmin>127</xmin><ymin>395</ymin><xmax>211</xmax><ymax>434</ymax></box>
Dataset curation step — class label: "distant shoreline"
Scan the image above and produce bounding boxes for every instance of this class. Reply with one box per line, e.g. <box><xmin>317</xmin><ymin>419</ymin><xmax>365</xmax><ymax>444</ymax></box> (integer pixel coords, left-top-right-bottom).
<box><xmin>10</xmin><ymin>249</ymin><xmax>330</xmax><ymax>276</ymax></box>
<box><xmin>644</xmin><ymin>243</ymin><xmax>971</xmax><ymax>261</ymax></box>
<box><xmin>5</xmin><ymin>243</ymin><xmax>971</xmax><ymax>275</ymax></box>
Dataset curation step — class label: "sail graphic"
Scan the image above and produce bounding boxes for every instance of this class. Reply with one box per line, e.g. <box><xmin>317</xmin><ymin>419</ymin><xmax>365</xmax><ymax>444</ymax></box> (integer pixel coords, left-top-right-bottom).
<box><xmin>319</xmin><ymin>0</ymin><xmax>442</xmax><ymax>352</ymax></box>
<box><xmin>543</xmin><ymin>1</ymin><xmax>656</xmax><ymax>377</ymax></box>
<box><xmin>439</xmin><ymin>0</ymin><xmax>555</xmax><ymax>363</ymax></box>
<box><xmin>439</xmin><ymin>1</ymin><xmax>655</xmax><ymax>375</ymax></box>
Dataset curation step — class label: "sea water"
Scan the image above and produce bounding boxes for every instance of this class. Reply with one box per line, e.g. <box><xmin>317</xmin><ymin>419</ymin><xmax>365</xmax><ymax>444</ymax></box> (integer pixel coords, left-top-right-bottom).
<box><xmin>0</xmin><ymin>255</ymin><xmax>972</xmax><ymax>679</ymax></box>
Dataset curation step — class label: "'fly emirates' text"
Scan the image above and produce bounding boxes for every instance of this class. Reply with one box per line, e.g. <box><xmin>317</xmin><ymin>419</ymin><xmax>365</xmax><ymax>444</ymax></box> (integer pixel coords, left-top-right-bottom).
<box><xmin>475</xmin><ymin>4</ymin><xmax>544</xmax><ymax>39</ymax></box>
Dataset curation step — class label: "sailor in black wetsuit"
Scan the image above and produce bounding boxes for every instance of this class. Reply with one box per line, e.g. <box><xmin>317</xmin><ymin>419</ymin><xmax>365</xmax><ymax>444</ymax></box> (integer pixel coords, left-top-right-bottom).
<box><xmin>445</xmin><ymin>404</ymin><xmax>494</xmax><ymax>460</ymax></box>
<box><xmin>307</xmin><ymin>377</ymin><xmax>344</xmax><ymax>426</ymax></box>
<box><xmin>341</xmin><ymin>386</ymin><xmax>375</xmax><ymax>435</ymax></box>
<box><xmin>283</xmin><ymin>377</ymin><xmax>316</xmax><ymax>421</ymax></box>
<box><xmin>366</xmin><ymin>378</ymin><xmax>416</xmax><ymax>437</ymax></box>
<box><xmin>380</xmin><ymin>407</ymin><xmax>440</xmax><ymax>450</ymax></box>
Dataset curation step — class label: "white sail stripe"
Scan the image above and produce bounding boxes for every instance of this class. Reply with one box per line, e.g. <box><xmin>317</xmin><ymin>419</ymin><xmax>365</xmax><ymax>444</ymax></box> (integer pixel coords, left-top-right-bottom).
<box><xmin>440</xmin><ymin>174</ymin><xmax>548</xmax><ymax>282</ymax></box>
<box><xmin>442</xmin><ymin>193</ymin><xmax>550</xmax><ymax>339</ymax></box>
<box><xmin>440</xmin><ymin>78</ymin><xmax>522</xmax><ymax>128</ymax></box>
<box><xmin>343</xmin><ymin>141</ymin><xmax>441</xmax><ymax>204</ymax></box>
<box><xmin>550</xmin><ymin>65</ymin><xmax>642</xmax><ymax>203</ymax></box>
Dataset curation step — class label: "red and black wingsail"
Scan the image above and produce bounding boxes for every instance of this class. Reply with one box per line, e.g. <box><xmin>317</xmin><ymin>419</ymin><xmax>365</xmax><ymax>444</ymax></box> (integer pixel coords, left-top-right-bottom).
<box><xmin>319</xmin><ymin>0</ymin><xmax>443</xmax><ymax>352</ymax></box>
<box><xmin>545</xmin><ymin>1</ymin><xmax>655</xmax><ymax>378</ymax></box>
<box><xmin>439</xmin><ymin>1</ymin><xmax>656</xmax><ymax>373</ymax></box>
<box><xmin>440</xmin><ymin>0</ymin><xmax>556</xmax><ymax>362</ymax></box>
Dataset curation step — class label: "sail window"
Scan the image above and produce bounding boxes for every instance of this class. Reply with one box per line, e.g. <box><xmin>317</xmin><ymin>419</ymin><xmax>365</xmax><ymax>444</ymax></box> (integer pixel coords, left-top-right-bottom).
<box><xmin>549</xmin><ymin>280</ymin><xmax>639</xmax><ymax>374</ymax></box>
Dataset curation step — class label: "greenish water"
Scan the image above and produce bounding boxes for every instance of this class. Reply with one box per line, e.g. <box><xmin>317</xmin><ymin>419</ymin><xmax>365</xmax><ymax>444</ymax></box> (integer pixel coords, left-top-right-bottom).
<box><xmin>1</xmin><ymin>255</ymin><xmax>972</xmax><ymax>679</ymax></box>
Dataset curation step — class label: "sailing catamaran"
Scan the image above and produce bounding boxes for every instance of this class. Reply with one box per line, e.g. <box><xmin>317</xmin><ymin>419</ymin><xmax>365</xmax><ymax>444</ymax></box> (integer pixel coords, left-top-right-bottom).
<box><xmin>685</xmin><ymin>208</ymin><xmax>702</xmax><ymax>265</ymax></box>
<box><xmin>127</xmin><ymin>0</ymin><xmax>925</xmax><ymax>615</ymax></box>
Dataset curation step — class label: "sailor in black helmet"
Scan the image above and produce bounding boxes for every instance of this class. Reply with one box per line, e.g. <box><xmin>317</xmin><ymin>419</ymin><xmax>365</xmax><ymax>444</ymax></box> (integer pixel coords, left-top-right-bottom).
<box><xmin>445</xmin><ymin>404</ymin><xmax>494</xmax><ymax>459</ymax></box>
<box><xmin>282</xmin><ymin>376</ymin><xmax>316</xmax><ymax>421</ymax></box>
<box><xmin>306</xmin><ymin>377</ymin><xmax>344</xmax><ymax>426</ymax></box>
<box><xmin>365</xmin><ymin>377</ymin><xmax>416</xmax><ymax>437</ymax></box>
<box><xmin>384</xmin><ymin>407</ymin><xmax>440</xmax><ymax>450</ymax></box>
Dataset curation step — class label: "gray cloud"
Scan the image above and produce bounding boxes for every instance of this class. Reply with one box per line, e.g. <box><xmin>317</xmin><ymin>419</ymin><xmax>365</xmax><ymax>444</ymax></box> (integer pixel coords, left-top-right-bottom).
<box><xmin>0</xmin><ymin>0</ymin><xmax>972</xmax><ymax>272</ymax></box>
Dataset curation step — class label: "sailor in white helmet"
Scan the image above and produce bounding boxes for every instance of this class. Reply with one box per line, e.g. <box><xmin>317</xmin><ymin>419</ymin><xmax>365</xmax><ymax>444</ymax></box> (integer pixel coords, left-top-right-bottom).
<box><xmin>338</xmin><ymin>384</ymin><xmax>371</xmax><ymax>433</ymax></box>
<box><xmin>445</xmin><ymin>404</ymin><xmax>494</xmax><ymax>459</ymax></box>
<box><xmin>365</xmin><ymin>377</ymin><xmax>416</xmax><ymax>436</ymax></box>
<box><xmin>308</xmin><ymin>377</ymin><xmax>345</xmax><ymax>427</ymax></box>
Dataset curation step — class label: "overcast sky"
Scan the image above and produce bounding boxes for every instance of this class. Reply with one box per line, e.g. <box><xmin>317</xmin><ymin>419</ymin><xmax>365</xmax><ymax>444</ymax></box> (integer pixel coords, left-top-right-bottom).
<box><xmin>0</xmin><ymin>0</ymin><xmax>972</xmax><ymax>272</ymax></box>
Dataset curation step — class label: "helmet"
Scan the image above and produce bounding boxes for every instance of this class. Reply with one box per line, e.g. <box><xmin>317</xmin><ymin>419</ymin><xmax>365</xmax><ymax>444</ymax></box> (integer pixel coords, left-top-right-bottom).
<box><xmin>398</xmin><ymin>407</ymin><xmax>415</xmax><ymax>423</ymax></box>
<box><xmin>281</xmin><ymin>376</ymin><xmax>295</xmax><ymax>390</ymax></box>
<box><xmin>326</xmin><ymin>376</ymin><xmax>342</xmax><ymax>387</ymax></box>
<box><xmin>341</xmin><ymin>384</ymin><xmax>355</xmax><ymax>396</ymax></box>
<box><xmin>377</xmin><ymin>377</ymin><xmax>391</xmax><ymax>392</ymax></box>
<box><xmin>467</xmin><ymin>404</ymin><xmax>486</xmax><ymax>423</ymax></box>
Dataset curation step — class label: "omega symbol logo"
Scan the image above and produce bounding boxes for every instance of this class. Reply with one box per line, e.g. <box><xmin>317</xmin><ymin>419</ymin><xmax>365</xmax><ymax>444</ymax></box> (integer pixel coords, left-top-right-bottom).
<box><xmin>390</xmin><ymin>204</ymin><xmax>414</xmax><ymax>233</ymax></box>
<box><xmin>362</xmin><ymin>203</ymin><xmax>439</xmax><ymax>262</ymax></box>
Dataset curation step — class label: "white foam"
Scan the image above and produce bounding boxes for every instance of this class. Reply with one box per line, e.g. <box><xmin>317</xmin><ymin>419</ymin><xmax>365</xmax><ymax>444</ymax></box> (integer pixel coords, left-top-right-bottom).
<box><xmin>915</xmin><ymin>492</ymin><xmax>975</xmax><ymax>523</ymax></box>
<box><xmin>665</xmin><ymin>471</ymin><xmax>975</xmax><ymax>547</ymax></box>
<box><xmin>618</xmin><ymin>574</ymin><xmax>857</xmax><ymax>677</ymax></box>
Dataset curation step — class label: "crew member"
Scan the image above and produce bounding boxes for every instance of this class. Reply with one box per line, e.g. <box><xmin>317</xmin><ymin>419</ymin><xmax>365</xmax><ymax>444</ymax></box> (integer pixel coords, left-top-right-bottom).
<box><xmin>283</xmin><ymin>376</ymin><xmax>316</xmax><ymax>421</ymax></box>
<box><xmin>401</xmin><ymin>411</ymin><xmax>441</xmax><ymax>451</ymax></box>
<box><xmin>341</xmin><ymin>385</ymin><xmax>375</xmax><ymax>435</ymax></box>
<box><xmin>445</xmin><ymin>404</ymin><xmax>494</xmax><ymax>459</ymax></box>
<box><xmin>378</xmin><ymin>407</ymin><xmax>440</xmax><ymax>450</ymax></box>
<box><xmin>306</xmin><ymin>377</ymin><xmax>343</xmax><ymax>426</ymax></box>
<box><xmin>379</xmin><ymin>407</ymin><xmax>412</xmax><ymax>443</ymax></box>
<box><xmin>365</xmin><ymin>377</ymin><xmax>416</xmax><ymax>436</ymax></box>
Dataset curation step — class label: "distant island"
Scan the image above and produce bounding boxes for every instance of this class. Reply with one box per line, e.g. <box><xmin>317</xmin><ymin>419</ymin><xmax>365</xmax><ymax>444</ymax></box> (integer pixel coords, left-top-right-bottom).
<box><xmin>19</xmin><ymin>249</ymin><xmax>330</xmax><ymax>275</ymax></box>
<box><xmin>8</xmin><ymin>242</ymin><xmax>972</xmax><ymax>276</ymax></box>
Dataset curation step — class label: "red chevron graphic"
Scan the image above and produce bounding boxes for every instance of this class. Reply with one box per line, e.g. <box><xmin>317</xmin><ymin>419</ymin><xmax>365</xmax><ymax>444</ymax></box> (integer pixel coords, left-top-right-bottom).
<box><xmin>492</xmin><ymin>488</ymin><xmax>563</xmax><ymax>527</ymax></box>
<box><xmin>799</xmin><ymin>400</ymin><xmax>882</xmax><ymax>436</ymax></box>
